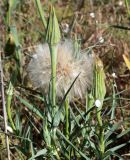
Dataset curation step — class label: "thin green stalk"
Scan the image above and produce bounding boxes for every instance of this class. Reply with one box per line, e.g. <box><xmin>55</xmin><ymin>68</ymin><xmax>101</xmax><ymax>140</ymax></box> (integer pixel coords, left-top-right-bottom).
<box><xmin>6</xmin><ymin>4</ymin><xmax>11</xmax><ymax>27</ymax></box>
<box><xmin>0</xmin><ymin>53</ymin><xmax>11</xmax><ymax>160</ymax></box>
<box><xmin>93</xmin><ymin>57</ymin><xmax>106</xmax><ymax>159</ymax></box>
<box><xmin>97</xmin><ymin>109</ymin><xmax>102</xmax><ymax>127</ymax></box>
<box><xmin>110</xmin><ymin>81</ymin><xmax>116</xmax><ymax>120</ymax></box>
<box><xmin>49</xmin><ymin>45</ymin><xmax>57</xmax><ymax>107</ymax></box>
<box><xmin>45</xmin><ymin>6</ymin><xmax>61</xmax><ymax>158</ymax></box>
<box><xmin>125</xmin><ymin>0</ymin><xmax>130</xmax><ymax>18</ymax></box>
<box><xmin>5</xmin><ymin>1</ymin><xmax>16</xmax><ymax>134</ymax></box>
<box><xmin>35</xmin><ymin>0</ymin><xmax>47</xmax><ymax>29</ymax></box>
<box><xmin>46</xmin><ymin>6</ymin><xmax>61</xmax><ymax>107</ymax></box>
<box><xmin>65</xmin><ymin>96</ymin><xmax>71</xmax><ymax>159</ymax></box>
<box><xmin>6</xmin><ymin>26</ymin><xmax>22</xmax><ymax>132</ymax></box>
<box><xmin>6</xmin><ymin>0</ymin><xmax>18</xmax><ymax>28</ymax></box>
<box><xmin>65</xmin><ymin>96</ymin><xmax>69</xmax><ymax>140</ymax></box>
<box><xmin>86</xmin><ymin>92</ymin><xmax>94</xmax><ymax>120</ymax></box>
<box><xmin>55</xmin><ymin>152</ymin><xmax>60</xmax><ymax>160</ymax></box>
<box><xmin>97</xmin><ymin>108</ymin><xmax>105</xmax><ymax>160</ymax></box>
<box><xmin>7</xmin><ymin>81</ymin><xmax>16</xmax><ymax>131</ymax></box>
<box><xmin>97</xmin><ymin>107</ymin><xmax>104</xmax><ymax>158</ymax></box>
<box><xmin>99</xmin><ymin>128</ymin><xmax>105</xmax><ymax>159</ymax></box>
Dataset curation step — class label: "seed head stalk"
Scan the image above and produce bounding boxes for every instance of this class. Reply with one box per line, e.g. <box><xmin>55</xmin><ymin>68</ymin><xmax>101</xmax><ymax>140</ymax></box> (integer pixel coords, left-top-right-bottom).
<box><xmin>65</xmin><ymin>96</ymin><xmax>69</xmax><ymax>140</ymax></box>
<box><xmin>65</xmin><ymin>96</ymin><xmax>71</xmax><ymax>159</ymax></box>
<box><xmin>46</xmin><ymin>6</ymin><xmax>61</xmax><ymax>107</ymax></box>
<box><xmin>35</xmin><ymin>0</ymin><xmax>47</xmax><ymax>29</ymax></box>
<box><xmin>45</xmin><ymin>5</ymin><xmax>61</xmax><ymax>158</ymax></box>
<box><xmin>6</xmin><ymin>26</ymin><xmax>22</xmax><ymax>132</ymax></box>
<box><xmin>0</xmin><ymin>53</ymin><xmax>11</xmax><ymax>160</ymax></box>
<box><xmin>7</xmin><ymin>81</ymin><xmax>16</xmax><ymax>131</ymax></box>
<box><xmin>93</xmin><ymin>57</ymin><xmax>106</xmax><ymax>159</ymax></box>
<box><xmin>49</xmin><ymin>45</ymin><xmax>58</xmax><ymax>107</ymax></box>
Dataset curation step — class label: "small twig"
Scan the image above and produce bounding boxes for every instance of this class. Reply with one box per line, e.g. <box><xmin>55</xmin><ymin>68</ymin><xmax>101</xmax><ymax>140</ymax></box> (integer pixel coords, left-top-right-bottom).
<box><xmin>0</xmin><ymin>53</ymin><xmax>11</xmax><ymax>160</ymax></box>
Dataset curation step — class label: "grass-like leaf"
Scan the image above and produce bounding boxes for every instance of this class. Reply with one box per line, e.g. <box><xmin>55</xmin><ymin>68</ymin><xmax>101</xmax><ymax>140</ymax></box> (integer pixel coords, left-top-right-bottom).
<box><xmin>16</xmin><ymin>95</ymin><xmax>44</xmax><ymax>119</ymax></box>
<box><xmin>56</xmin><ymin>129</ymin><xmax>91</xmax><ymax>160</ymax></box>
<box><xmin>105</xmin><ymin>121</ymin><xmax>123</xmax><ymax>142</ymax></box>
<box><xmin>28</xmin><ymin>149</ymin><xmax>47</xmax><ymax>160</ymax></box>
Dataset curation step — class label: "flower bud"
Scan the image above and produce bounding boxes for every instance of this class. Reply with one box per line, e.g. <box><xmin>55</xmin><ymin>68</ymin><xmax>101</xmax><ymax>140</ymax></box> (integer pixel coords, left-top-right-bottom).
<box><xmin>46</xmin><ymin>6</ymin><xmax>61</xmax><ymax>45</ymax></box>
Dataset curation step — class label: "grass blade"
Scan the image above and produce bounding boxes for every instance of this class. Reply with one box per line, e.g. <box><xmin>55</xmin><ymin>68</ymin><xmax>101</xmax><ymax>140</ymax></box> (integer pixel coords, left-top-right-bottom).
<box><xmin>16</xmin><ymin>95</ymin><xmax>44</xmax><ymax>119</ymax></box>
<box><xmin>56</xmin><ymin>129</ymin><xmax>90</xmax><ymax>160</ymax></box>
<box><xmin>35</xmin><ymin>0</ymin><xmax>47</xmax><ymax>29</ymax></box>
<box><xmin>28</xmin><ymin>149</ymin><xmax>47</xmax><ymax>160</ymax></box>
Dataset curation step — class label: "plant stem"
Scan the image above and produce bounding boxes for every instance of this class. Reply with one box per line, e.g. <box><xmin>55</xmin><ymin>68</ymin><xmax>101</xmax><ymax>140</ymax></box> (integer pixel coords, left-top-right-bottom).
<box><xmin>6</xmin><ymin>1</ymin><xmax>11</xmax><ymax>27</ymax></box>
<box><xmin>110</xmin><ymin>82</ymin><xmax>116</xmax><ymax>120</ymax></box>
<box><xmin>49</xmin><ymin>45</ymin><xmax>57</xmax><ymax>107</ymax></box>
<box><xmin>125</xmin><ymin>0</ymin><xmax>130</xmax><ymax>18</ymax></box>
<box><xmin>99</xmin><ymin>128</ymin><xmax>105</xmax><ymax>158</ymax></box>
<box><xmin>0</xmin><ymin>54</ymin><xmax>11</xmax><ymax>160</ymax></box>
<box><xmin>65</xmin><ymin>96</ymin><xmax>71</xmax><ymax>159</ymax></box>
<box><xmin>97</xmin><ymin>108</ymin><xmax>102</xmax><ymax>127</ymax></box>
<box><xmin>94</xmin><ymin>57</ymin><xmax>106</xmax><ymax>159</ymax></box>
<box><xmin>97</xmin><ymin>108</ymin><xmax>105</xmax><ymax>159</ymax></box>
<box><xmin>7</xmin><ymin>81</ymin><xmax>16</xmax><ymax>131</ymax></box>
<box><xmin>65</xmin><ymin>96</ymin><xmax>69</xmax><ymax>140</ymax></box>
<box><xmin>86</xmin><ymin>92</ymin><xmax>94</xmax><ymax>120</ymax></box>
<box><xmin>35</xmin><ymin>0</ymin><xmax>47</xmax><ymax>29</ymax></box>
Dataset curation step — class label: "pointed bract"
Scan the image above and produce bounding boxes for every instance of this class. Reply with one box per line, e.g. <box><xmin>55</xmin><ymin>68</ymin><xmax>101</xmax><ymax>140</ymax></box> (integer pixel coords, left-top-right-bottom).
<box><xmin>46</xmin><ymin>6</ymin><xmax>61</xmax><ymax>45</ymax></box>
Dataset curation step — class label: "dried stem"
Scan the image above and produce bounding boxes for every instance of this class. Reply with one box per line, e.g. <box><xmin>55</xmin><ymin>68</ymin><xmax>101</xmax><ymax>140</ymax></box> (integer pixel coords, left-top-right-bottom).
<box><xmin>0</xmin><ymin>54</ymin><xmax>11</xmax><ymax>160</ymax></box>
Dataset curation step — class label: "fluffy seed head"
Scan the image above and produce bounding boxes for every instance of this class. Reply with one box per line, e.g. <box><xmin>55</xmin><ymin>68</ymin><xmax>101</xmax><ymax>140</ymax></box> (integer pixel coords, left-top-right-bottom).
<box><xmin>27</xmin><ymin>40</ymin><xmax>94</xmax><ymax>99</ymax></box>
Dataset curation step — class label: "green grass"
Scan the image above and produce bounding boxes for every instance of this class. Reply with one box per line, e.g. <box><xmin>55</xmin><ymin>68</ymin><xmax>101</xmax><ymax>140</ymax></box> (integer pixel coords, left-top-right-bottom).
<box><xmin>0</xmin><ymin>0</ymin><xmax>130</xmax><ymax>159</ymax></box>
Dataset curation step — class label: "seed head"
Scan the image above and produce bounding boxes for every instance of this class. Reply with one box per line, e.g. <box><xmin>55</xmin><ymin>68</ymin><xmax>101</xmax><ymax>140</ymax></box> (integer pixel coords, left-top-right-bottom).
<box><xmin>27</xmin><ymin>40</ymin><xmax>94</xmax><ymax>99</ymax></box>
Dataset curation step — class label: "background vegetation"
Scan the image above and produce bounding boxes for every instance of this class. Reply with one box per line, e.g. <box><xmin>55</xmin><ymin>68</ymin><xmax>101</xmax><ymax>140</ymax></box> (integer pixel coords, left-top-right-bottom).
<box><xmin>0</xmin><ymin>0</ymin><xmax>130</xmax><ymax>159</ymax></box>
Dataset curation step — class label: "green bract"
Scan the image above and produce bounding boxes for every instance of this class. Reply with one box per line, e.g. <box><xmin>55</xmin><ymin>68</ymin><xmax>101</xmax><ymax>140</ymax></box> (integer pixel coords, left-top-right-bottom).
<box><xmin>46</xmin><ymin>6</ymin><xmax>61</xmax><ymax>45</ymax></box>
<box><xmin>93</xmin><ymin>57</ymin><xmax>106</xmax><ymax>107</ymax></box>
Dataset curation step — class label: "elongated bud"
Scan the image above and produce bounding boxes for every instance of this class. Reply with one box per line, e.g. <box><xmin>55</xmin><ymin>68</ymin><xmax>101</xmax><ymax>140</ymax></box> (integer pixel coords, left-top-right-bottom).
<box><xmin>93</xmin><ymin>57</ymin><xmax>106</xmax><ymax>155</ymax></box>
<box><xmin>93</xmin><ymin>57</ymin><xmax>106</xmax><ymax>107</ymax></box>
<box><xmin>46</xmin><ymin>6</ymin><xmax>61</xmax><ymax>45</ymax></box>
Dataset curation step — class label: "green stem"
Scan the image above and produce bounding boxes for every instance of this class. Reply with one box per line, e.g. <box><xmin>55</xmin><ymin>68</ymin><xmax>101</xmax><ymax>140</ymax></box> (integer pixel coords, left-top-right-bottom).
<box><xmin>97</xmin><ymin>108</ymin><xmax>105</xmax><ymax>159</ymax></box>
<box><xmin>35</xmin><ymin>0</ymin><xmax>47</xmax><ymax>29</ymax></box>
<box><xmin>6</xmin><ymin>1</ymin><xmax>11</xmax><ymax>27</ymax></box>
<box><xmin>7</xmin><ymin>82</ymin><xmax>16</xmax><ymax>131</ymax></box>
<box><xmin>86</xmin><ymin>92</ymin><xmax>94</xmax><ymax>120</ymax></box>
<box><xmin>99</xmin><ymin>128</ymin><xmax>105</xmax><ymax>158</ymax></box>
<box><xmin>97</xmin><ymin>108</ymin><xmax>102</xmax><ymax>127</ymax></box>
<box><xmin>65</xmin><ymin>97</ymin><xmax>69</xmax><ymax>140</ymax></box>
<box><xmin>94</xmin><ymin>58</ymin><xmax>106</xmax><ymax>159</ymax></box>
<box><xmin>111</xmin><ymin>82</ymin><xmax>116</xmax><ymax>120</ymax></box>
<box><xmin>65</xmin><ymin>96</ymin><xmax>71</xmax><ymax>159</ymax></box>
<box><xmin>125</xmin><ymin>0</ymin><xmax>130</xmax><ymax>18</ymax></box>
<box><xmin>49</xmin><ymin>45</ymin><xmax>57</xmax><ymax>107</ymax></box>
